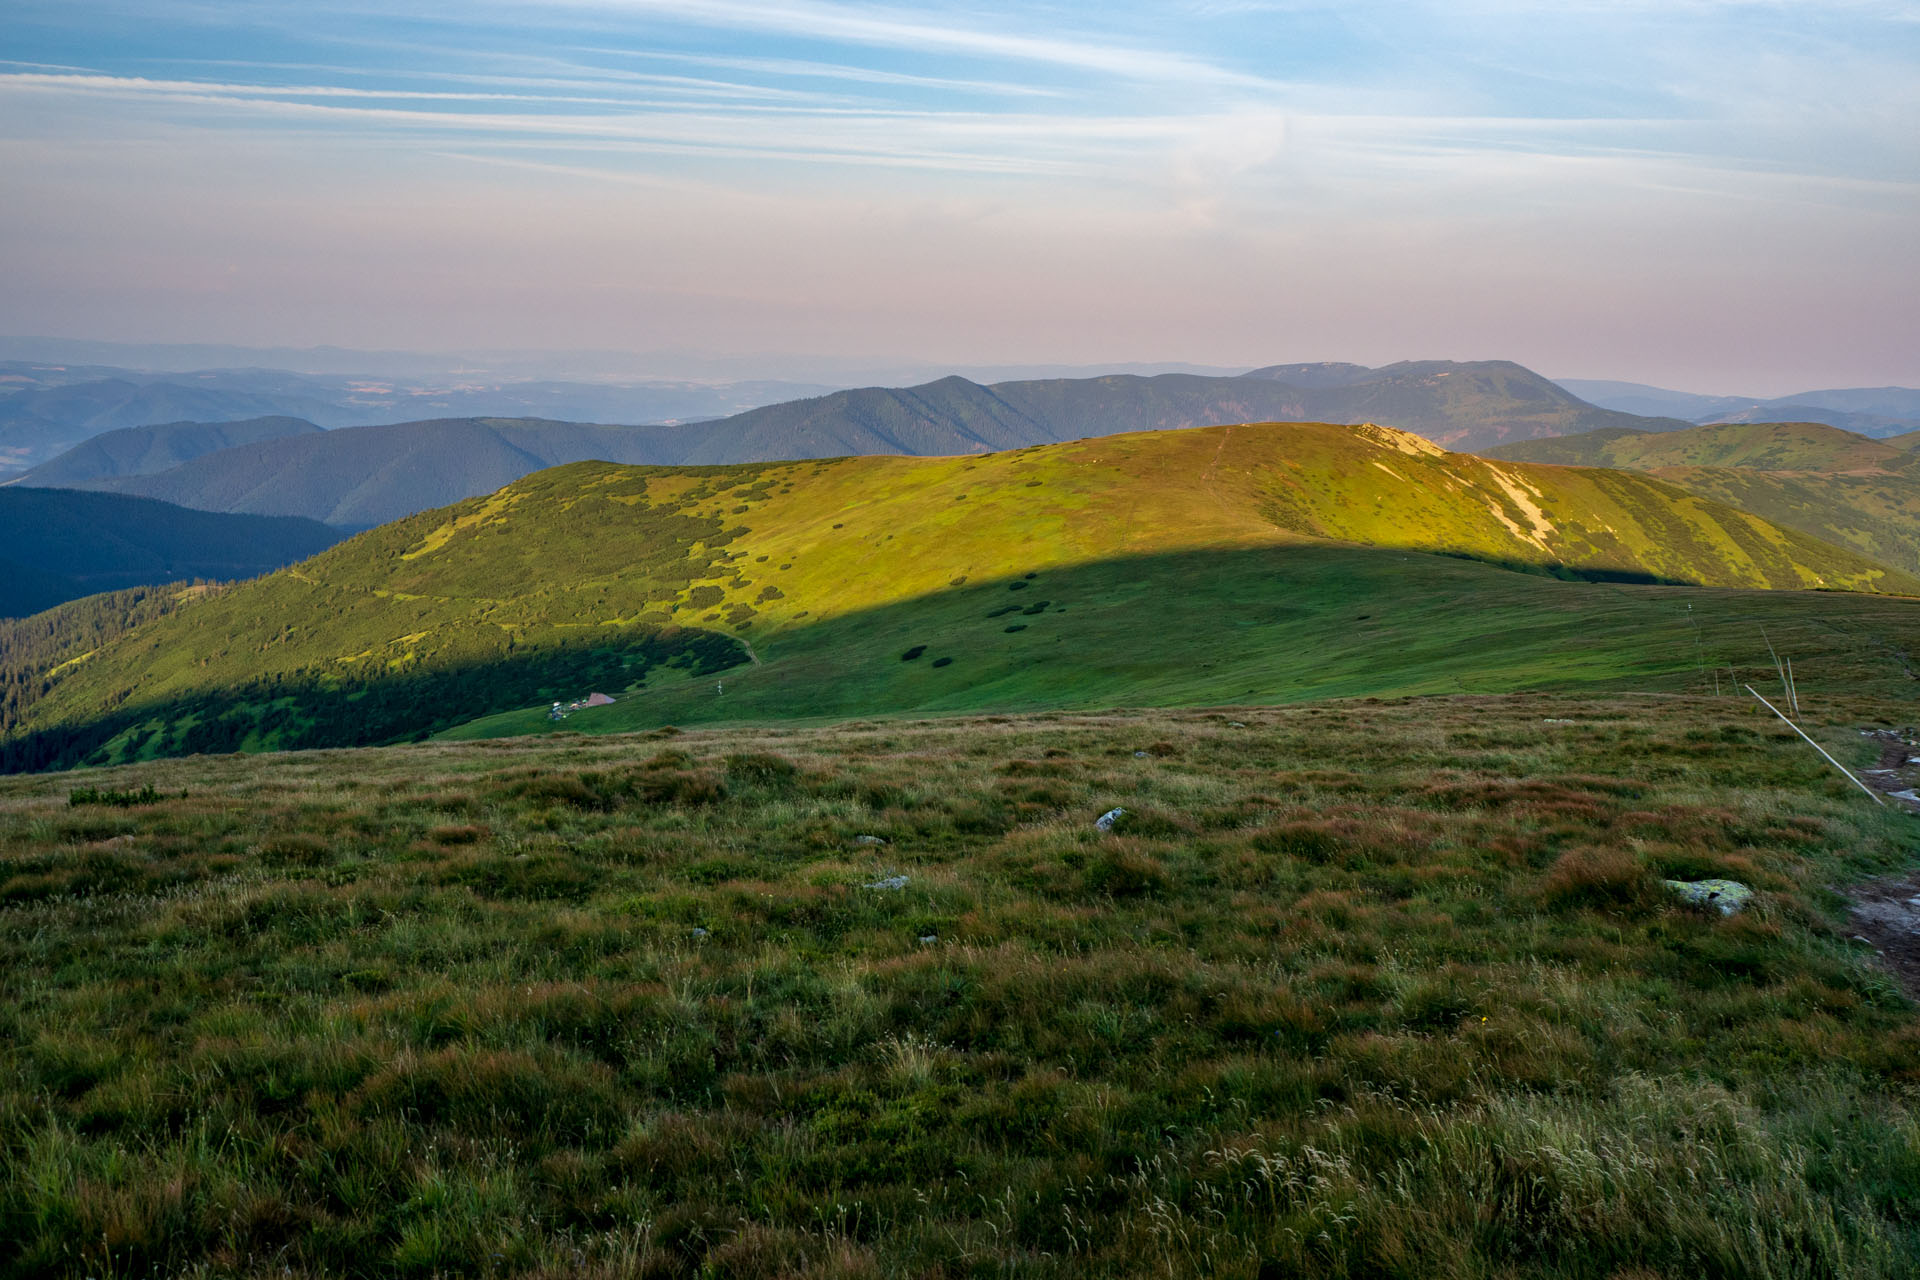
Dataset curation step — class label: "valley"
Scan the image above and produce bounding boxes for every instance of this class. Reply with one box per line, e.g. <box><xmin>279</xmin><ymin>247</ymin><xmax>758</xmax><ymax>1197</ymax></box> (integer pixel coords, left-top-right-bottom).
<box><xmin>0</xmin><ymin>488</ymin><xmax>341</xmax><ymax>619</ymax></box>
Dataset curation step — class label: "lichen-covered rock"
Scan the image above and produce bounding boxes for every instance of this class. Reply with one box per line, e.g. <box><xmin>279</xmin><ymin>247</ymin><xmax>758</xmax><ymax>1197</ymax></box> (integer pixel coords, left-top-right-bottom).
<box><xmin>1664</xmin><ymin>878</ymin><xmax>1753</xmax><ymax>915</ymax></box>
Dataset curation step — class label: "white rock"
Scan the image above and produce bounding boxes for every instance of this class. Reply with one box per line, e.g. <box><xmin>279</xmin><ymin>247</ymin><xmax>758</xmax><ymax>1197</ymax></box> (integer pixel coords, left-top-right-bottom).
<box><xmin>853</xmin><ymin>834</ymin><xmax>890</xmax><ymax>846</ymax></box>
<box><xmin>863</xmin><ymin>875</ymin><xmax>910</xmax><ymax>891</ymax></box>
<box><xmin>691</xmin><ymin>927</ymin><xmax>710</xmax><ymax>940</ymax></box>
<box><xmin>1095</xmin><ymin>808</ymin><xmax>1126</xmax><ymax>832</ymax></box>
<box><xmin>1663</xmin><ymin>878</ymin><xmax>1753</xmax><ymax>916</ymax></box>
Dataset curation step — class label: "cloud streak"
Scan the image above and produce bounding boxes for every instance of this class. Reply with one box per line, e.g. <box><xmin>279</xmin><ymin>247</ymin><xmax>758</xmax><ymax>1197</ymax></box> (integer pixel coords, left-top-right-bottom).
<box><xmin>0</xmin><ymin>0</ymin><xmax>1914</xmax><ymax>385</ymax></box>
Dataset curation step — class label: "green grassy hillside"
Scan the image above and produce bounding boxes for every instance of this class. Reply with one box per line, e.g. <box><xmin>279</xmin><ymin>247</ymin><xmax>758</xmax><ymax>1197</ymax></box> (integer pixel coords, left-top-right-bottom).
<box><xmin>1486</xmin><ymin>420</ymin><xmax>1920</xmax><ymax>575</ymax></box>
<box><xmin>0</xmin><ymin>585</ymin><xmax>193</xmax><ymax>737</ymax></box>
<box><xmin>7</xmin><ymin>421</ymin><xmax>1917</xmax><ymax>771</ymax></box>
<box><xmin>1486</xmin><ymin>418</ymin><xmax>1920</xmax><ymax>473</ymax></box>
<box><xmin>447</xmin><ymin>542</ymin><xmax>1920</xmax><ymax>745</ymax></box>
<box><xmin>1644</xmin><ymin>467</ymin><xmax>1920</xmax><ymax>578</ymax></box>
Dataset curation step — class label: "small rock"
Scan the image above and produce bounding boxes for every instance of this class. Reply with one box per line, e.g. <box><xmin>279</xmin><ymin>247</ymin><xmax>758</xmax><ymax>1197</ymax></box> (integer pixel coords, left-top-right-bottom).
<box><xmin>1134</xmin><ymin>751</ymin><xmax>1149</xmax><ymax>758</ymax></box>
<box><xmin>1906</xmin><ymin>896</ymin><xmax>1920</xmax><ymax>908</ymax></box>
<box><xmin>1542</xmin><ymin>718</ymin><xmax>1575</xmax><ymax>724</ymax></box>
<box><xmin>1095</xmin><ymin>807</ymin><xmax>1126</xmax><ymax>832</ymax></box>
<box><xmin>691</xmin><ymin>927</ymin><xmax>710</xmax><ymax>940</ymax></box>
<box><xmin>1228</xmin><ymin>722</ymin><xmax>1247</xmax><ymax>729</ymax></box>
<box><xmin>1889</xmin><ymin>790</ymin><xmax>1920</xmax><ymax>804</ymax></box>
<box><xmin>853</xmin><ymin>834</ymin><xmax>890</xmax><ymax>846</ymax></box>
<box><xmin>863</xmin><ymin>874</ymin><xmax>910</xmax><ymax>891</ymax></box>
<box><xmin>918</xmin><ymin>934</ymin><xmax>937</xmax><ymax>944</ymax></box>
<box><xmin>1663</xmin><ymin>878</ymin><xmax>1753</xmax><ymax>916</ymax></box>
<box><xmin>1852</xmin><ymin>934</ymin><xmax>1874</xmax><ymax>944</ymax></box>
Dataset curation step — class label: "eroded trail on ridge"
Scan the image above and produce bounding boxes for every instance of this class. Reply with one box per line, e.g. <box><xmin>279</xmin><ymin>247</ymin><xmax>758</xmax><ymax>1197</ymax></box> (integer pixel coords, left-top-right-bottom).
<box><xmin>1844</xmin><ymin>728</ymin><xmax>1920</xmax><ymax>997</ymax></box>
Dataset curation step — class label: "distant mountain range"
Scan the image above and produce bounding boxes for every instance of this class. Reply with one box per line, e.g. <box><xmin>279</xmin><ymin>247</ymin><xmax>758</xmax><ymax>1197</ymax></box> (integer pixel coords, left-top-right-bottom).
<box><xmin>0</xmin><ymin>375</ymin><xmax>347</xmax><ymax>471</ymax></box>
<box><xmin>5</xmin><ymin>418</ymin><xmax>1909</xmax><ymax>770</ymax></box>
<box><xmin>11</xmin><ymin>360</ymin><xmax>1677</xmax><ymax>527</ymax></box>
<box><xmin>658</xmin><ymin>360</ymin><xmax>1673</xmax><ymax>461</ymax></box>
<box><xmin>1558</xmin><ymin>379</ymin><xmax>1920</xmax><ymax>438</ymax></box>
<box><xmin>0</xmin><ymin>487</ymin><xmax>341</xmax><ymax>618</ymax></box>
<box><xmin>0</xmin><ymin>360</ymin><xmax>831</xmax><ymax>472</ymax></box>
<box><xmin>15</xmin><ymin>416</ymin><xmax>325</xmax><ymax>487</ymax></box>
<box><xmin>35</xmin><ymin>417</ymin><xmax>695</xmax><ymax>529</ymax></box>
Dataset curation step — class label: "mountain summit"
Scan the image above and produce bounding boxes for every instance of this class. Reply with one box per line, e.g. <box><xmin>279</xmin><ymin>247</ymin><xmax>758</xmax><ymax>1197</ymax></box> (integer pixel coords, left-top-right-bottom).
<box><xmin>20</xmin><ymin>360</ymin><xmax>1675</xmax><ymax>527</ymax></box>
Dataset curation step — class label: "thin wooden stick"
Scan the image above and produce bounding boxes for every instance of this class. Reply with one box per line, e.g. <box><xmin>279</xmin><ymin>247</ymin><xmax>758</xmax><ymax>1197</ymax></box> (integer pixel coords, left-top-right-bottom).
<box><xmin>1745</xmin><ymin>686</ymin><xmax>1884</xmax><ymax>806</ymax></box>
<box><xmin>1760</xmin><ymin>627</ymin><xmax>1791</xmax><ymax>708</ymax></box>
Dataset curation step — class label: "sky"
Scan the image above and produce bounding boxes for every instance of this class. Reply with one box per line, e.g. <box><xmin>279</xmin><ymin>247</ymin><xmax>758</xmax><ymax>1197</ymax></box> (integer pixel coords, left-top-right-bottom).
<box><xmin>2</xmin><ymin>0</ymin><xmax>1917</xmax><ymax>393</ymax></box>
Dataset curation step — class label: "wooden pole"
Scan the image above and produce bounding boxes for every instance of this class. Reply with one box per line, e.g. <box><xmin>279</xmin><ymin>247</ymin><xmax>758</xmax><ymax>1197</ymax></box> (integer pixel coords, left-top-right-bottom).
<box><xmin>1745</xmin><ymin>686</ymin><xmax>1884</xmax><ymax>807</ymax></box>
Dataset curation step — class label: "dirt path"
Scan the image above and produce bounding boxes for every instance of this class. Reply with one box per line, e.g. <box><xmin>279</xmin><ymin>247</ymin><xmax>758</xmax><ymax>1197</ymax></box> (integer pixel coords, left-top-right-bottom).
<box><xmin>1843</xmin><ymin>728</ymin><xmax>1920</xmax><ymax>998</ymax></box>
<box><xmin>1847</xmin><ymin>874</ymin><xmax>1920</xmax><ymax>1000</ymax></box>
<box><xmin>1859</xmin><ymin>729</ymin><xmax>1920</xmax><ymax>809</ymax></box>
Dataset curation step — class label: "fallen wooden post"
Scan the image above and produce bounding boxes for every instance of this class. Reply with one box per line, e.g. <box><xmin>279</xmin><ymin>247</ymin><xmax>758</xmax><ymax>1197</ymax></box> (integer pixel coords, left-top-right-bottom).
<box><xmin>1745</xmin><ymin>686</ymin><xmax>1884</xmax><ymax>807</ymax></box>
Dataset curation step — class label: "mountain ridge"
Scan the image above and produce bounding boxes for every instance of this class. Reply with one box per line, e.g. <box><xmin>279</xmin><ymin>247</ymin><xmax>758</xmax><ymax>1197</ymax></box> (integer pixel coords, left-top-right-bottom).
<box><xmin>7</xmin><ymin>415</ymin><xmax>324</xmax><ymax>487</ymax></box>
<box><xmin>1484</xmin><ymin>418</ymin><xmax>1920</xmax><ymax>576</ymax></box>
<box><xmin>1560</xmin><ymin>378</ymin><xmax>1920</xmax><ymax>437</ymax></box>
<box><xmin>7</xmin><ymin>419</ymin><xmax>1911</xmax><ymax>770</ymax></box>
<box><xmin>26</xmin><ymin>361</ymin><xmax>1683</xmax><ymax>526</ymax></box>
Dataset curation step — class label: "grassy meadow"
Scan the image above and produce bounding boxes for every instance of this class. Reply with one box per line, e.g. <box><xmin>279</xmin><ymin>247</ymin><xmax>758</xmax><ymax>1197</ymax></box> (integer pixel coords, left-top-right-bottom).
<box><xmin>3</xmin><ymin>693</ymin><xmax>1918</xmax><ymax>1277</ymax></box>
<box><xmin>446</xmin><ymin>542</ymin><xmax>1920</xmax><ymax>743</ymax></box>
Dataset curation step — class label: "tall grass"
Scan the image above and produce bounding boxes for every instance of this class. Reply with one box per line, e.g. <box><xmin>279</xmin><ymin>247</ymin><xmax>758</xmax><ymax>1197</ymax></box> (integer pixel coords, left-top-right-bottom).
<box><xmin>0</xmin><ymin>693</ymin><xmax>1916</xmax><ymax>1277</ymax></box>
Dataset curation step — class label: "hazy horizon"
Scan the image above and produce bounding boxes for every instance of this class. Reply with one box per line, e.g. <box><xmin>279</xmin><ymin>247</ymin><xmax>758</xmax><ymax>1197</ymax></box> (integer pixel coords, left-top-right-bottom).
<box><xmin>5</xmin><ymin>1</ymin><xmax>1917</xmax><ymax>397</ymax></box>
<box><xmin>5</xmin><ymin>332</ymin><xmax>1917</xmax><ymax>403</ymax></box>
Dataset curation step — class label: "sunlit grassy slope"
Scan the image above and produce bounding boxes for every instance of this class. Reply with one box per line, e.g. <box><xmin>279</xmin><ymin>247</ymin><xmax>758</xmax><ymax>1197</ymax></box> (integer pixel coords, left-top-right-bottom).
<box><xmin>11</xmin><ymin>421</ymin><xmax>1918</xmax><ymax>768</ymax></box>
<box><xmin>1488</xmin><ymin>419</ymin><xmax>1920</xmax><ymax>575</ymax></box>
<box><xmin>1487</xmin><ymin>419</ymin><xmax>1920</xmax><ymax>473</ymax></box>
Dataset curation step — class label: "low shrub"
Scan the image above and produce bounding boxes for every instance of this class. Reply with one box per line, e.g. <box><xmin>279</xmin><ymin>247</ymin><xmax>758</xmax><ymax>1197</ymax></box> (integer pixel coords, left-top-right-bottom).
<box><xmin>1536</xmin><ymin>846</ymin><xmax>1658</xmax><ymax>913</ymax></box>
<box><xmin>68</xmin><ymin>784</ymin><xmax>162</xmax><ymax>807</ymax></box>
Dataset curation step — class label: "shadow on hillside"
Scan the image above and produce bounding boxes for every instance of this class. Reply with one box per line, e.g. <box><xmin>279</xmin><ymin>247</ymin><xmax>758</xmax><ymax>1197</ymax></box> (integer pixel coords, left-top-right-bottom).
<box><xmin>1428</xmin><ymin>550</ymin><xmax>1687</xmax><ymax>586</ymax></box>
<box><xmin>10</xmin><ymin>539</ymin><xmax>1920</xmax><ymax>774</ymax></box>
<box><xmin>1</xmin><ymin>627</ymin><xmax>745</xmax><ymax>774</ymax></box>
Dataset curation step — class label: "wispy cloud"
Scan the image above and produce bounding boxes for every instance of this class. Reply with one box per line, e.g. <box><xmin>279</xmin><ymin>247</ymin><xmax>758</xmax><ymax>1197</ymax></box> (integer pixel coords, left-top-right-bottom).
<box><xmin>522</xmin><ymin>0</ymin><xmax>1283</xmax><ymax>88</ymax></box>
<box><xmin>2</xmin><ymin>0</ymin><xmax>1914</xmax><ymax>383</ymax></box>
